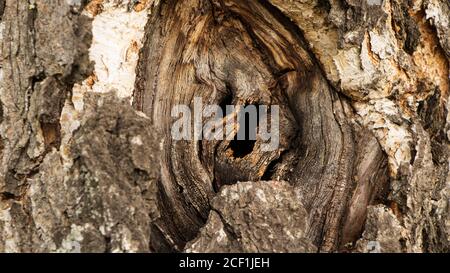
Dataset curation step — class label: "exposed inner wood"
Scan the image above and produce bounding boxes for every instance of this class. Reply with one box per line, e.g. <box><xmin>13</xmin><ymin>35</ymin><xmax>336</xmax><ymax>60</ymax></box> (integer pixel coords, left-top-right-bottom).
<box><xmin>133</xmin><ymin>0</ymin><xmax>389</xmax><ymax>252</ymax></box>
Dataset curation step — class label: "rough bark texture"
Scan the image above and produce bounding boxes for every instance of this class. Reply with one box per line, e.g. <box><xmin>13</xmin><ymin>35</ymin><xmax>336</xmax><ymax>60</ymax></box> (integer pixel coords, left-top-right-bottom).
<box><xmin>0</xmin><ymin>0</ymin><xmax>448</xmax><ymax>253</ymax></box>
<box><xmin>185</xmin><ymin>181</ymin><xmax>317</xmax><ymax>253</ymax></box>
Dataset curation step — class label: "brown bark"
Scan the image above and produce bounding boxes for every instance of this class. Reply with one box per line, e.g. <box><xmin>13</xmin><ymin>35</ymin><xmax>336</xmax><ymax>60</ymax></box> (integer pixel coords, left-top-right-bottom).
<box><xmin>0</xmin><ymin>0</ymin><xmax>448</xmax><ymax>253</ymax></box>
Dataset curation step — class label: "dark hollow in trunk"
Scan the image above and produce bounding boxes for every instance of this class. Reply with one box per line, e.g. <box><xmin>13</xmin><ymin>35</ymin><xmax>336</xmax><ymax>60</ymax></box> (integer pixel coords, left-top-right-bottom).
<box><xmin>133</xmin><ymin>0</ymin><xmax>389</xmax><ymax>252</ymax></box>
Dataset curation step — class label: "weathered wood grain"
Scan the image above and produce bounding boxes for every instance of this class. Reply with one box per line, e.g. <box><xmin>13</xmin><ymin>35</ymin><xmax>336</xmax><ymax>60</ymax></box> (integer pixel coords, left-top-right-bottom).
<box><xmin>133</xmin><ymin>0</ymin><xmax>389</xmax><ymax>252</ymax></box>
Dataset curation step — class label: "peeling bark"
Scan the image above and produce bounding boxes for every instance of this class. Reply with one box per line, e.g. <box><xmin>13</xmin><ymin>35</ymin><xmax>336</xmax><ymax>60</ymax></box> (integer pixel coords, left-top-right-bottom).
<box><xmin>0</xmin><ymin>0</ymin><xmax>449</xmax><ymax>253</ymax></box>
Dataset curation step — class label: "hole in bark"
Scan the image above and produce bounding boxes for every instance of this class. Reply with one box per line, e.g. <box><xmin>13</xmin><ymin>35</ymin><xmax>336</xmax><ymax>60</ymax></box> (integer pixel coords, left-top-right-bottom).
<box><xmin>133</xmin><ymin>0</ymin><xmax>393</xmax><ymax>252</ymax></box>
<box><xmin>228</xmin><ymin>139</ymin><xmax>255</xmax><ymax>158</ymax></box>
<box><xmin>228</xmin><ymin>104</ymin><xmax>259</xmax><ymax>158</ymax></box>
<box><xmin>261</xmin><ymin>158</ymin><xmax>279</xmax><ymax>180</ymax></box>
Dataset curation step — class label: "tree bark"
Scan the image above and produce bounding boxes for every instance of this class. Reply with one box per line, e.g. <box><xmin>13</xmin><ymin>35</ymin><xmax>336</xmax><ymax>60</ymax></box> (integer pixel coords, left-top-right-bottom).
<box><xmin>0</xmin><ymin>0</ymin><xmax>448</xmax><ymax>253</ymax></box>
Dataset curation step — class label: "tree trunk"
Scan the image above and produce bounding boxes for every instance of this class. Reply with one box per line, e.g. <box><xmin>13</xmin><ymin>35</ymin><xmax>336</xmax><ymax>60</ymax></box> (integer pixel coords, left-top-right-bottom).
<box><xmin>0</xmin><ymin>0</ymin><xmax>448</xmax><ymax>253</ymax></box>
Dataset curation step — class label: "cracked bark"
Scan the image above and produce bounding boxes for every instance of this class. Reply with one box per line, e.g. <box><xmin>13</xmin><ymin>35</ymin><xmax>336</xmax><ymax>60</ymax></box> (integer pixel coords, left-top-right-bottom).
<box><xmin>0</xmin><ymin>0</ymin><xmax>449</xmax><ymax>253</ymax></box>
